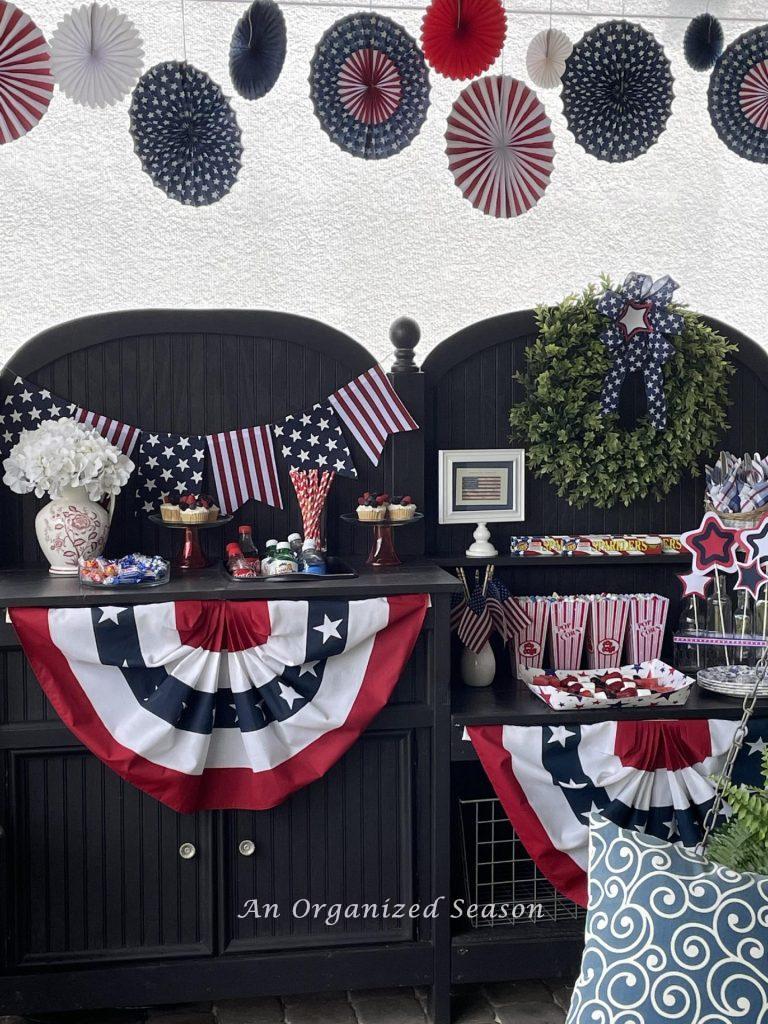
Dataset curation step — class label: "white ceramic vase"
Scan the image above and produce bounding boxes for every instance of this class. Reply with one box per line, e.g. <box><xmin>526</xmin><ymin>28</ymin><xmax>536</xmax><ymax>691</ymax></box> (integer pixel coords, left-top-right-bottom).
<box><xmin>34</xmin><ymin>485</ymin><xmax>113</xmax><ymax>576</ymax></box>
<box><xmin>461</xmin><ymin>641</ymin><xmax>496</xmax><ymax>688</ymax></box>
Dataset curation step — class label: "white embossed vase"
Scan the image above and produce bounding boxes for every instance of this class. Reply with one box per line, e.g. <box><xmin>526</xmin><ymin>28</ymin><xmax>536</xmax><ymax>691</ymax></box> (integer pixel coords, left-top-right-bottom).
<box><xmin>35</xmin><ymin>486</ymin><xmax>114</xmax><ymax>576</ymax></box>
<box><xmin>461</xmin><ymin>641</ymin><xmax>496</xmax><ymax>687</ymax></box>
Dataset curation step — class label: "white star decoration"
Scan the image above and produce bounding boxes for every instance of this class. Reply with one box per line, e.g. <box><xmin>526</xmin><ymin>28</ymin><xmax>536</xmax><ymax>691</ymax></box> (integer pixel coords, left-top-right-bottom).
<box><xmin>98</xmin><ymin>607</ymin><xmax>126</xmax><ymax>624</ymax></box>
<box><xmin>314</xmin><ymin>615</ymin><xmax>343</xmax><ymax>644</ymax></box>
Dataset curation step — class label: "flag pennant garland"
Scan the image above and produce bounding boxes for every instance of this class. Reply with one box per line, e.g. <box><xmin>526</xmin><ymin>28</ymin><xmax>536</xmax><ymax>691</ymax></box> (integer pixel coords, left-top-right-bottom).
<box><xmin>9</xmin><ymin>594</ymin><xmax>430</xmax><ymax>812</ymax></box>
<box><xmin>135</xmin><ymin>432</ymin><xmax>206</xmax><ymax>513</ymax></box>
<box><xmin>73</xmin><ymin>405</ymin><xmax>141</xmax><ymax>458</ymax></box>
<box><xmin>329</xmin><ymin>366</ymin><xmax>419</xmax><ymax>466</ymax></box>
<box><xmin>468</xmin><ymin>717</ymin><xmax>768</xmax><ymax>907</ymax></box>
<box><xmin>0</xmin><ymin>375</ymin><xmax>71</xmax><ymax>460</ymax></box>
<box><xmin>456</xmin><ymin>585</ymin><xmax>493</xmax><ymax>653</ymax></box>
<box><xmin>274</xmin><ymin>403</ymin><xmax>357</xmax><ymax>477</ymax></box>
<box><xmin>206</xmin><ymin>425</ymin><xmax>283</xmax><ymax>514</ymax></box>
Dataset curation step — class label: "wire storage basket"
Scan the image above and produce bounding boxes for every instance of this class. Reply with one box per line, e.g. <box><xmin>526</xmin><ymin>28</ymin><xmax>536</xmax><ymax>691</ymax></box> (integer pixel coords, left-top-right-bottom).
<box><xmin>458</xmin><ymin>796</ymin><xmax>586</xmax><ymax>930</ymax></box>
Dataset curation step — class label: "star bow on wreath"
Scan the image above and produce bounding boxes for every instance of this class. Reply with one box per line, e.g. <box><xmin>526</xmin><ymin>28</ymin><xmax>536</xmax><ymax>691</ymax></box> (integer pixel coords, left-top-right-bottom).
<box><xmin>596</xmin><ymin>272</ymin><xmax>685</xmax><ymax>430</ymax></box>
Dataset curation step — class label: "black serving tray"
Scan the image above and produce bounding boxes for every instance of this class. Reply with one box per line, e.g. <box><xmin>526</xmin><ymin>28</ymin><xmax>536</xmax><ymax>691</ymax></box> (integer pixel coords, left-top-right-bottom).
<box><xmin>223</xmin><ymin>556</ymin><xmax>358</xmax><ymax>582</ymax></box>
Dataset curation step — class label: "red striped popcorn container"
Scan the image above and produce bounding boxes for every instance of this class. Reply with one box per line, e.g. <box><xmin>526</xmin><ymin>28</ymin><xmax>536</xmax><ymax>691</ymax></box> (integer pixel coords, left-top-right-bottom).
<box><xmin>509</xmin><ymin>596</ymin><xmax>550</xmax><ymax>676</ymax></box>
<box><xmin>586</xmin><ymin>595</ymin><xmax>630</xmax><ymax>668</ymax></box>
<box><xmin>625</xmin><ymin>593</ymin><xmax>669</xmax><ymax>663</ymax></box>
<box><xmin>549</xmin><ymin>596</ymin><xmax>590</xmax><ymax>670</ymax></box>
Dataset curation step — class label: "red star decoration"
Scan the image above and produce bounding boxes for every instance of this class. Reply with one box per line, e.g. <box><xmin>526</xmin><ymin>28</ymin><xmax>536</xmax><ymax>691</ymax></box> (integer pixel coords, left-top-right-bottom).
<box><xmin>681</xmin><ymin>513</ymin><xmax>739</xmax><ymax>574</ymax></box>
<box><xmin>735</xmin><ymin>558</ymin><xmax>768</xmax><ymax>599</ymax></box>
<box><xmin>617</xmin><ymin>299</ymin><xmax>654</xmax><ymax>342</ymax></box>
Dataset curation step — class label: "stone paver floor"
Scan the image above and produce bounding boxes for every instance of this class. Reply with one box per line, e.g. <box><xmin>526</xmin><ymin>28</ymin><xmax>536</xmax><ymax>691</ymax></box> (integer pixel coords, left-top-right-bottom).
<box><xmin>1</xmin><ymin>982</ymin><xmax>573</xmax><ymax>1024</ymax></box>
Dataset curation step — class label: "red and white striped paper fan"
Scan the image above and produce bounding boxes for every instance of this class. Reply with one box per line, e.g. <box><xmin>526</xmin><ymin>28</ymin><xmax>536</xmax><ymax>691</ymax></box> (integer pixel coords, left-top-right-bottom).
<box><xmin>338</xmin><ymin>48</ymin><xmax>402</xmax><ymax>125</ymax></box>
<box><xmin>445</xmin><ymin>75</ymin><xmax>554</xmax><ymax>218</ymax></box>
<box><xmin>740</xmin><ymin>59</ymin><xmax>768</xmax><ymax>129</ymax></box>
<box><xmin>0</xmin><ymin>1</ymin><xmax>53</xmax><ymax>144</ymax></box>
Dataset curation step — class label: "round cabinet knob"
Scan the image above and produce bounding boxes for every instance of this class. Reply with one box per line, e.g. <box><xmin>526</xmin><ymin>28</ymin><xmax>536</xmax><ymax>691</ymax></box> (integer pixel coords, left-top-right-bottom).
<box><xmin>238</xmin><ymin>839</ymin><xmax>256</xmax><ymax>857</ymax></box>
<box><xmin>179</xmin><ymin>842</ymin><xmax>197</xmax><ymax>860</ymax></box>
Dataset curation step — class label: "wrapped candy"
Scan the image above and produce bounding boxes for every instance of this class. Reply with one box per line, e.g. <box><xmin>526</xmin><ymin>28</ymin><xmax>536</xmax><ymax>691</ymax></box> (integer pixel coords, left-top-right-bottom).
<box><xmin>79</xmin><ymin>554</ymin><xmax>169</xmax><ymax>586</ymax></box>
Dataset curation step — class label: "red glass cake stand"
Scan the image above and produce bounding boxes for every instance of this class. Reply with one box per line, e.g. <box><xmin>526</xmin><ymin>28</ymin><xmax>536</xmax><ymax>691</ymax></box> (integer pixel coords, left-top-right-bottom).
<box><xmin>340</xmin><ymin>512</ymin><xmax>423</xmax><ymax>568</ymax></box>
<box><xmin>149</xmin><ymin>514</ymin><xmax>233</xmax><ymax>571</ymax></box>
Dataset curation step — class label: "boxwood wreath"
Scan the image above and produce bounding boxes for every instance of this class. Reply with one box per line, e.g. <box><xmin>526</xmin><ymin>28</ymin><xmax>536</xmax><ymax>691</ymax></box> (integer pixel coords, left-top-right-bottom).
<box><xmin>509</xmin><ymin>282</ymin><xmax>736</xmax><ymax>509</ymax></box>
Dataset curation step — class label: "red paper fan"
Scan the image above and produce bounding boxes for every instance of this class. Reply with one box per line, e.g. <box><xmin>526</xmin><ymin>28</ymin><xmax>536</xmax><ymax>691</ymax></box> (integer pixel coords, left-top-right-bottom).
<box><xmin>0</xmin><ymin>1</ymin><xmax>53</xmax><ymax>144</ymax></box>
<box><xmin>421</xmin><ymin>0</ymin><xmax>506</xmax><ymax>81</ymax></box>
<box><xmin>445</xmin><ymin>76</ymin><xmax>554</xmax><ymax>218</ymax></box>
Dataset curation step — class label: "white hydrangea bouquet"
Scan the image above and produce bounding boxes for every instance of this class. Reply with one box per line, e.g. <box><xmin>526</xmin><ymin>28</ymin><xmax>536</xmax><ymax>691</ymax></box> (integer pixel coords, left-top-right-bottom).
<box><xmin>3</xmin><ymin>418</ymin><xmax>135</xmax><ymax>575</ymax></box>
<box><xmin>3</xmin><ymin>418</ymin><xmax>134</xmax><ymax>499</ymax></box>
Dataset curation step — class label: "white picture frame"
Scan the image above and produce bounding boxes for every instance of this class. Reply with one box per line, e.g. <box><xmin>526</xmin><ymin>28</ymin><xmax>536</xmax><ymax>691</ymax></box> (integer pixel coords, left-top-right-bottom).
<box><xmin>438</xmin><ymin>449</ymin><xmax>525</xmax><ymax>557</ymax></box>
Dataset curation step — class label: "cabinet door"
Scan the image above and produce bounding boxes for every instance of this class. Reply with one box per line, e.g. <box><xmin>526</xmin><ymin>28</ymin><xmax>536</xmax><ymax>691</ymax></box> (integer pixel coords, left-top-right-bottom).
<box><xmin>7</xmin><ymin>748</ymin><xmax>214</xmax><ymax>967</ymax></box>
<box><xmin>221</xmin><ymin>731</ymin><xmax>414</xmax><ymax>953</ymax></box>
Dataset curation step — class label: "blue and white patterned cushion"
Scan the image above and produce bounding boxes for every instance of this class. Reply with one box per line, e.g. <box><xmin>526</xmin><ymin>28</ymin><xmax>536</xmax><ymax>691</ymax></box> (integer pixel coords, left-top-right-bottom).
<box><xmin>567</xmin><ymin>816</ymin><xmax>768</xmax><ymax>1024</ymax></box>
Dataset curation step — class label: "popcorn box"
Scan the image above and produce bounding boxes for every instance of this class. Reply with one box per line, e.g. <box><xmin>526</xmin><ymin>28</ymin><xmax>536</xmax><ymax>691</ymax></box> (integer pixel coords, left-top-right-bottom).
<box><xmin>509</xmin><ymin>596</ymin><xmax>550</xmax><ymax>676</ymax></box>
<box><xmin>625</xmin><ymin>594</ymin><xmax>669</xmax><ymax>663</ymax></box>
<box><xmin>548</xmin><ymin>596</ymin><xmax>590</xmax><ymax>670</ymax></box>
<box><xmin>586</xmin><ymin>595</ymin><xmax>630</xmax><ymax>668</ymax></box>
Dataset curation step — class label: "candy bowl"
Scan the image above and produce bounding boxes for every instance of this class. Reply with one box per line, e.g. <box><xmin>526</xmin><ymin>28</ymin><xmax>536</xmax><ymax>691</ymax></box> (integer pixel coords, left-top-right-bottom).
<box><xmin>79</xmin><ymin>553</ymin><xmax>170</xmax><ymax>588</ymax></box>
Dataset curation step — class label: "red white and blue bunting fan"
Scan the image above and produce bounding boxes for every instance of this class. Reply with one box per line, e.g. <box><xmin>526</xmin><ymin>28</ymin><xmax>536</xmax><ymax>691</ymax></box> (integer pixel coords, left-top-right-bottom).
<box><xmin>229</xmin><ymin>0</ymin><xmax>286</xmax><ymax>100</ymax></box>
<box><xmin>309</xmin><ymin>13</ymin><xmax>430</xmax><ymax>160</ymax></box>
<box><xmin>596</xmin><ymin>273</ymin><xmax>683</xmax><ymax>430</ymax></box>
<box><xmin>709</xmin><ymin>25</ymin><xmax>768</xmax><ymax>163</ymax></box>
<box><xmin>420</xmin><ymin>0</ymin><xmax>506</xmax><ymax>81</ymax></box>
<box><xmin>129</xmin><ymin>61</ymin><xmax>242</xmax><ymax>205</ymax></box>
<box><xmin>526</xmin><ymin>28</ymin><xmax>572</xmax><ymax>90</ymax></box>
<box><xmin>0</xmin><ymin>2</ymin><xmax>53</xmax><ymax>144</ymax></box>
<box><xmin>561</xmin><ymin>20</ymin><xmax>674</xmax><ymax>162</ymax></box>
<box><xmin>684</xmin><ymin>12</ymin><xmax>724</xmax><ymax>72</ymax></box>
<box><xmin>50</xmin><ymin>3</ymin><xmax>144</xmax><ymax>108</ymax></box>
<box><xmin>445</xmin><ymin>76</ymin><xmax>554</xmax><ymax>218</ymax></box>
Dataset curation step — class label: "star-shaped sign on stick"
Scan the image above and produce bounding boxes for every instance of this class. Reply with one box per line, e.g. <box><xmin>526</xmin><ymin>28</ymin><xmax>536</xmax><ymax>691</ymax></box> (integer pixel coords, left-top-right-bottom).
<box><xmin>739</xmin><ymin>515</ymin><xmax>768</xmax><ymax>563</ymax></box>
<box><xmin>681</xmin><ymin>512</ymin><xmax>739</xmax><ymax>574</ymax></box>
<box><xmin>735</xmin><ymin>558</ymin><xmax>768</xmax><ymax>600</ymax></box>
<box><xmin>677</xmin><ymin>570</ymin><xmax>713</xmax><ymax>599</ymax></box>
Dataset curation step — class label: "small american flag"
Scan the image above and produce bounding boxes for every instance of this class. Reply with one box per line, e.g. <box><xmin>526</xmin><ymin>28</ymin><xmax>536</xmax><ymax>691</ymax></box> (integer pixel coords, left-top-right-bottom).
<box><xmin>485</xmin><ymin>579</ymin><xmax>519</xmax><ymax>642</ymax></box>
<box><xmin>136</xmin><ymin>433</ymin><xmax>206</xmax><ymax>513</ymax></box>
<box><xmin>456</xmin><ymin>586</ymin><xmax>493</xmax><ymax>654</ymax></box>
<box><xmin>273</xmin><ymin>403</ymin><xmax>357</xmax><ymax>478</ymax></box>
<box><xmin>206</xmin><ymin>425</ymin><xmax>283</xmax><ymax>514</ymax></box>
<box><xmin>461</xmin><ymin>475</ymin><xmax>502</xmax><ymax>501</ymax></box>
<box><xmin>329</xmin><ymin>365</ymin><xmax>418</xmax><ymax>466</ymax></box>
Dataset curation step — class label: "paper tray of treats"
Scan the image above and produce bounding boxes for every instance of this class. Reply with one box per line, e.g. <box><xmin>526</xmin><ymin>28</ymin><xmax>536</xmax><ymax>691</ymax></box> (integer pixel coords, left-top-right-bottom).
<box><xmin>519</xmin><ymin>660</ymin><xmax>694</xmax><ymax>711</ymax></box>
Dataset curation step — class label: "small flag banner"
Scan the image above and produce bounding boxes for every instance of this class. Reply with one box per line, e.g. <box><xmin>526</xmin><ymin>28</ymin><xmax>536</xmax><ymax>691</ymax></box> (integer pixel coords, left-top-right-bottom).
<box><xmin>467</xmin><ymin>718</ymin><xmax>768</xmax><ymax>907</ymax></box>
<box><xmin>135</xmin><ymin>432</ymin><xmax>206</xmax><ymax>513</ymax></box>
<box><xmin>273</xmin><ymin>402</ymin><xmax>357</xmax><ymax>477</ymax></box>
<box><xmin>10</xmin><ymin>594</ymin><xmax>429</xmax><ymax>812</ymax></box>
<box><xmin>73</xmin><ymin>407</ymin><xmax>140</xmax><ymax>458</ymax></box>
<box><xmin>330</xmin><ymin>365</ymin><xmax>418</xmax><ymax>466</ymax></box>
<box><xmin>206</xmin><ymin>425</ymin><xmax>283</xmax><ymax>514</ymax></box>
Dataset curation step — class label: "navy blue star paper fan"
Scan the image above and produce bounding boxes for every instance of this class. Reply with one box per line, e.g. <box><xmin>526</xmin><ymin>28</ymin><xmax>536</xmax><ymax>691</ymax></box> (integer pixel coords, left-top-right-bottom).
<box><xmin>709</xmin><ymin>26</ymin><xmax>768</xmax><ymax>163</ymax></box>
<box><xmin>230</xmin><ymin>0</ymin><xmax>287</xmax><ymax>100</ymax></box>
<box><xmin>561</xmin><ymin>20</ymin><xmax>674</xmax><ymax>162</ymax></box>
<box><xmin>129</xmin><ymin>61</ymin><xmax>243</xmax><ymax>206</ymax></box>
<box><xmin>309</xmin><ymin>13</ymin><xmax>430</xmax><ymax>160</ymax></box>
<box><xmin>274</xmin><ymin>404</ymin><xmax>357</xmax><ymax>477</ymax></box>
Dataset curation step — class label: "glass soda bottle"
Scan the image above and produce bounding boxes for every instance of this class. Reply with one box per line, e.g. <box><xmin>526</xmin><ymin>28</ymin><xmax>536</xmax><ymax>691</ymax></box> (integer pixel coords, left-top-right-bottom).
<box><xmin>238</xmin><ymin>525</ymin><xmax>260</xmax><ymax>574</ymax></box>
<box><xmin>226</xmin><ymin>543</ymin><xmax>256</xmax><ymax>579</ymax></box>
<box><xmin>288</xmin><ymin>533</ymin><xmax>303</xmax><ymax>563</ymax></box>
<box><xmin>262</xmin><ymin>539</ymin><xmax>278</xmax><ymax>576</ymax></box>
<box><xmin>734</xmin><ymin>590</ymin><xmax>754</xmax><ymax>666</ymax></box>
<box><xmin>301</xmin><ymin>538</ymin><xmax>327</xmax><ymax>575</ymax></box>
<box><xmin>706</xmin><ymin>574</ymin><xmax>733</xmax><ymax>668</ymax></box>
<box><xmin>272</xmin><ymin>542</ymin><xmax>298</xmax><ymax>574</ymax></box>
<box><xmin>675</xmin><ymin>596</ymin><xmax>703</xmax><ymax>676</ymax></box>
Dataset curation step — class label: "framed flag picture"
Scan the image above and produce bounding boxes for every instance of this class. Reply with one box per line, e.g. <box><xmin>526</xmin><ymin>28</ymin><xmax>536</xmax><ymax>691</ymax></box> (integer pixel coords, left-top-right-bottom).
<box><xmin>438</xmin><ymin>449</ymin><xmax>526</xmax><ymax>525</ymax></box>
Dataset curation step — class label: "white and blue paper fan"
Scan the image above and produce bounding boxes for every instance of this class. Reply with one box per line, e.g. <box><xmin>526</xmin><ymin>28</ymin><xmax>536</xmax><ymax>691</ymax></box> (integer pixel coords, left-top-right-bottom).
<box><xmin>129</xmin><ymin>61</ymin><xmax>242</xmax><ymax>206</ymax></box>
<box><xmin>229</xmin><ymin>0</ymin><xmax>286</xmax><ymax>100</ymax></box>
<box><xmin>709</xmin><ymin>25</ymin><xmax>768</xmax><ymax>162</ymax></box>
<box><xmin>561</xmin><ymin>20</ymin><xmax>674</xmax><ymax>162</ymax></box>
<box><xmin>309</xmin><ymin>13</ymin><xmax>430</xmax><ymax>160</ymax></box>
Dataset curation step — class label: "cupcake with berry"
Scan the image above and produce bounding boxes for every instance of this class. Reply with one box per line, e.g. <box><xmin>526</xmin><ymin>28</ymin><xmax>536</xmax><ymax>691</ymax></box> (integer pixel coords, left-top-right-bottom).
<box><xmin>356</xmin><ymin>491</ymin><xmax>389</xmax><ymax>521</ymax></box>
<box><xmin>179</xmin><ymin>493</ymin><xmax>220</xmax><ymax>523</ymax></box>
<box><xmin>160</xmin><ymin>495</ymin><xmax>182</xmax><ymax>523</ymax></box>
<box><xmin>389</xmin><ymin>494</ymin><xmax>417</xmax><ymax>521</ymax></box>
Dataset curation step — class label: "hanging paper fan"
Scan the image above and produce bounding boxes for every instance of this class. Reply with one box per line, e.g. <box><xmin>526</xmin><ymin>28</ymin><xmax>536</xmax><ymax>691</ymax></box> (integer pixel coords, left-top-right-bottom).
<box><xmin>709</xmin><ymin>25</ymin><xmax>768</xmax><ymax>163</ymax></box>
<box><xmin>309</xmin><ymin>13</ymin><xmax>430</xmax><ymax>160</ymax></box>
<box><xmin>684</xmin><ymin>12</ymin><xmax>724</xmax><ymax>72</ymax></box>
<box><xmin>526</xmin><ymin>28</ymin><xmax>572</xmax><ymax>89</ymax></box>
<box><xmin>0</xmin><ymin>1</ymin><xmax>53</xmax><ymax>144</ymax></box>
<box><xmin>421</xmin><ymin>0</ymin><xmax>505</xmax><ymax>81</ymax></box>
<box><xmin>129</xmin><ymin>61</ymin><xmax>242</xmax><ymax>206</ymax></box>
<box><xmin>561</xmin><ymin>20</ymin><xmax>674</xmax><ymax>162</ymax></box>
<box><xmin>50</xmin><ymin>3</ymin><xmax>143</xmax><ymax>108</ymax></box>
<box><xmin>229</xmin><ymin>0</ymin><xmax>286</xmax><ymax>100</ymax></box>
<box><xmin>445</xmin><ymin>75</ymin><xmax>554</xmax><ymax>218</ymax></box>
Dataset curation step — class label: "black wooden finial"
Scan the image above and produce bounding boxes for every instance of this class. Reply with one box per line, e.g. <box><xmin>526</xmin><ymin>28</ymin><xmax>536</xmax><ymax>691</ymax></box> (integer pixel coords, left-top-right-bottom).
<box><xmin>389</xmin><ymin>317</ymin><xmax>420</xmax><ymax>373</ymax></box>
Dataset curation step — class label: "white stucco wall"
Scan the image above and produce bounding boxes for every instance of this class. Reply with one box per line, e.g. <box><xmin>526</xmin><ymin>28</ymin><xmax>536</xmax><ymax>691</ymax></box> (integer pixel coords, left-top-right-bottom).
<box><xmin>1</xmin><ymin>0</ymin><xmax>765</xmax><ymax>365</ymax></box>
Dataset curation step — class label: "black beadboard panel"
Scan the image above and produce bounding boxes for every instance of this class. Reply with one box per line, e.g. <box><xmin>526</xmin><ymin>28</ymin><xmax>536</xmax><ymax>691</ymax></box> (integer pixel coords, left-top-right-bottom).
<box><xmin>0</xmin><ymin>328</ymin><xmax>394</xmax><ymax>568</ymax></box>
<box><xmin>221</xmin><ymin>731</ymin><xmax>413</xmax><ymax>952</ymax></box>
<box><xmin>388</xmin><ymin>633</ymin><xmax>427</xmax><ymax>706</ymax></box>
<box><xmin>0</xmin><ymin>648</ymin><xmax>56</xmax><ymax>724</ymax></box>
<box><xmin>8</xmin><ymin>748</ymin><xmax>214</xmax><ymax>967</ymax></box>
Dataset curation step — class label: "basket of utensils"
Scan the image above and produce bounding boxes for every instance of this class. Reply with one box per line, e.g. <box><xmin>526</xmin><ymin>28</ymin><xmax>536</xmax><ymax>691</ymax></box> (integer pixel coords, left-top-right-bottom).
<box><xmin>705</xmin><ymin>452</ymin><xmax>768</xmax><ymax>529</ymax></box>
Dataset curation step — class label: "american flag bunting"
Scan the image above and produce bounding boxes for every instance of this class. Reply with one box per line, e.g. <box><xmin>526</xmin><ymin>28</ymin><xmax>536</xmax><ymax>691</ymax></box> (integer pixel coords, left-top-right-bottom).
<box><xmin>329</xmin><ymin>365</ymin><xmax>418</xmax><ymax>466</ymax></box>
<box><xmin>273</xmin><ymin>403</ymin><xmax>357</xmax><ymax>477</ymax></box>
<box><xmin>206</xmin><ymin>425</ymin><xmax>283</xmax><ymax>514</ymax></box>
<box><xmin>135</xmin><ymin>432</ymin><xmax>206</xmax><ymax>513</ymax></box>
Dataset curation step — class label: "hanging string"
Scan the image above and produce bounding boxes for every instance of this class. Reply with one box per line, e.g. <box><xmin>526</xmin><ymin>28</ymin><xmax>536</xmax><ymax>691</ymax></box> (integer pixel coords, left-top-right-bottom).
<box><xmin>89</xmin><ymin>2</ymin><xmax>95</xmax><ymax>56</ymax></box>
<box><xmin>181</xmin><ymin>0</ymin><xmax>188</xmax><ymax>62</ymax></box>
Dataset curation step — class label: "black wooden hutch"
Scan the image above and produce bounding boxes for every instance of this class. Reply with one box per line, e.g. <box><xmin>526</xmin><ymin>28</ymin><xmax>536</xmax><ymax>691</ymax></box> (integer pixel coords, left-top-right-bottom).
<box><xmin>0</xmin><ymin>308</ymin><xmax>765</xmax><ymax>1022</ymax></box>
